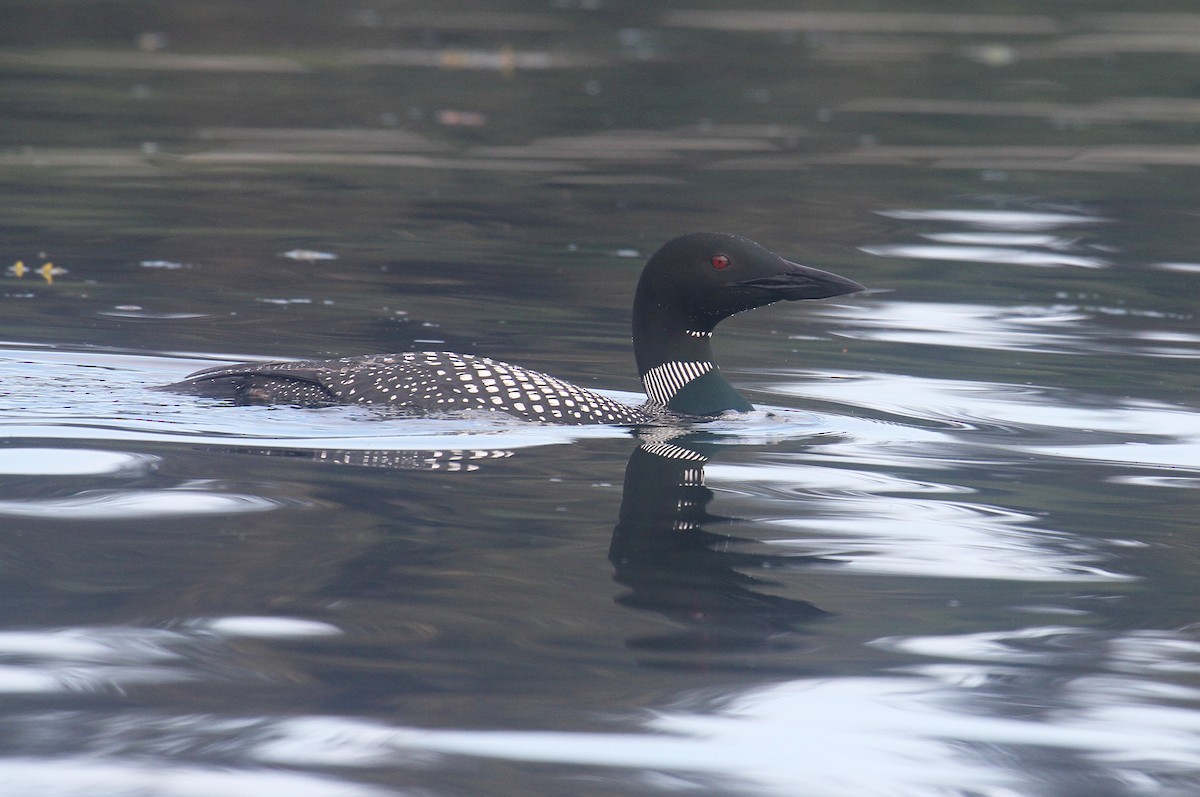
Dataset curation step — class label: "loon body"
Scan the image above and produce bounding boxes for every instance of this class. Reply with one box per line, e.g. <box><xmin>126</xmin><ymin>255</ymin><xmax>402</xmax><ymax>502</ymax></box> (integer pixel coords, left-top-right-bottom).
<box><xmin>165</xmin><ymin>233</ymin><xmax>864</xmax><ymax>424</ymax></box>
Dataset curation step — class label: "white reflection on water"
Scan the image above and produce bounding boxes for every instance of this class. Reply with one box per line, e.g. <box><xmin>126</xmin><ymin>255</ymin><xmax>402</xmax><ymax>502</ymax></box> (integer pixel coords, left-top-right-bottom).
<box><xmin>876</xmin><ymin>208</ymin><xmax>1111</xmax><ymax>229</ymax></box>
<box><xmin>724</xmin><ymin>367</ymin><xmax>1200</xmax><ymax>578</ymax></box>
<box><xmin>198</xmin><ymin>616</ymin><xmax>342</xmax><ymax>639</ymax></box>
<box><xmin>878</xmin><ymin>625</ymin><xmax>1200</xmax><ymax>678</ymax></box>
<box><xmin>772</xmin><ymin>370</ymin><xmax>1200</xmax><ymax>474</ymax></box>
<box><xmin>0</xmin><ymin>483</ymin><xmax>291</xmax><ymax>519</ymax></box>
<box><xmin>0</xmin><ymin>760</ymin><xmax>389</xmax><ymax>797</ymax></box>
<box><xmin>249</xmin><ymin>684</ymin><xmax>1014</xmax><ymax>794</ymax></box>
<box><xmin>920</xmin><ymin>231</ymin><xmax>1079</xmax><ymax>247</ymax></box>
<box><xmin>0</xmin><ymin>449</ymin><xmax>157</xmax><ymax>476</ymax></box>
<box><xmin>820</xmin><ymin>300</ymin><xmax>1087</xmax><ymax>352</ymax></box>
<box><xmin>241</xmin><ymin>622</ymin><xmax>1200</xmax><ymax>795</ymax></box>
<box><xmin>3</xmin><ymin>624</ymin><xmax>1199</xmax><ymax>796</ymax></box>
<box><xmin>0</xmin><ymin>627</ymin><xmax>189</xmax><ymax>694</ymax></box>
<box><xmin>1108</xmin><ymin>474</ymin><xmax>1200</xmax><ymax>489</ymax></box>
<box><xmin>763</xmin><ymin>491</ymin><xmax>1125</xmax><ymax>581</ymax></box>
<box><xmin>1028</xmin><ymin>440</ymin><xmax>1200</xmax><ymax>471</ymax></box>
<box><xmin>1154</xmin><ymin>261</ymin><xmax>1200</xmax><ymax>274</ymax></box>
<box><xmin>706</xmin><ymin>459</ymin><xmax>1125</xmax><ymax>582</ymax></box>
<box><xmin>861</xmin><ymin>243</ymin><xmax>1107</xmax><ymax>268</ymax></box>
<box><xmin>868</xmin><ymin>206</ymin><xmax>1110</xmax><ymax>267</ymax></box>
<box><xmin>0</xmin><ymin>620</ymin><xmax>341</xmax><ymax>696</ymax></box>
<box><xmin>775</xmin><ymin>371</ymin><xmax>1199</xmax><ymax>438</ymax></box>
<box><xmin>819</xmin><ymin>299</ymin><xmax>1200</xmax><ymax>358</ymax></box>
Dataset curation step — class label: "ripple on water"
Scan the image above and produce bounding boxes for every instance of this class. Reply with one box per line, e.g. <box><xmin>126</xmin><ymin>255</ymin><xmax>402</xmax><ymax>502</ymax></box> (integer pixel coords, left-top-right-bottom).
<box><xmin>818</xmin><ymin>300</ymin><xmax>1199</xmax><ymax>358</ymax></box>
<box><xmin>0</xmin><ymin>626</ymin><xmax>196</xmax><ymax>695</ymax></box>
<box><xmin>0</xmin><ymin>760</ymin><xmax>389</xmax><ymax>797</ymax></box>
<box><xmin>235</xmin><ymin>639</ymin><xmax>1200</xmax><ymax>796</ymax></box>
<box><xmin>1108</xmin><ymin>474</ymin><xmax>1200</xmax><ymax>489</ymax></box>
<box><xmin>877</xmin><ymin>625</ymin><xmax>1200</xmax><ymax>677</ymax></box>
<box><xmin>0</xmin><ymin>618</ymin><xmax>345</xmax><ymax>697</ymax></box>
<box><xmin>1029</xmin><ymin>441</ymin><xmax>1200</xmax><ymax>473</ymax></box>
<box><xmin>861</xmin><ymin>243</ymin><xmax>1108</xmax><ymax>268</ymax></box>
<box><xmin>196</xmin><ymin>616</ymin><xmax>342</xmax><ymax>639</ymax></box>
<box><xmin>772</xmin><ymin>370</ymin><xmax>1200</xmax><ymax>440</ymax></box>
<box><xmin>0</xmin><ymin>483</ymin><xmax>297</xmax><ymax>520</ymax></box>
<box><xmin>863</xmin><ymin>206</ymin><xmax>1112</xmax><ymax>269</ymax></box>
<box><xmin>764</xmin><ymin>494</ymin><xmax>1129</xmax><ymax>582</ymax></box>
<box><xmin>706</xmin><ymin>370</ymin><xmax>1193</xmax><ymax>582</ymax></box>
<box><xmin>876</xmin><ymin>208</ymin><xmax>1112</xmax><ymax>229</ymax></box>
<box><xmin>753</xmin><ymin>371</ymin><xmax>1198</xmax><ymax>564</ymax></box>
<box><xmin>6</xmin><ymin>656</ymin><xmax>1197</xmax><ymax>796</ymax></box>
<box><xmin>1154</xmin><ymin>261</ymin><xmax>1200</xmax><ymax>274</ymax></box>
<box><xmin>0</xmin><ymin>448</ymin><xmax>157</xmax><ymax>476</ymax></box>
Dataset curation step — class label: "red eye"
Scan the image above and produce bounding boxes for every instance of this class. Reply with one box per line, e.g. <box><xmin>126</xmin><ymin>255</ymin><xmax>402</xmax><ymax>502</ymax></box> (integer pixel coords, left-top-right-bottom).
<box><xmin>711</xmin><ymin>254</ymin><xmax>730</xmax><ymax>270</ymax></box>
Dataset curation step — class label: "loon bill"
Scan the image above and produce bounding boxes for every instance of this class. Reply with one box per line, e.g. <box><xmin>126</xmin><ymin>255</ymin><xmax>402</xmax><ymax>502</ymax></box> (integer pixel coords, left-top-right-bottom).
<box><xmin>163</xmin><ymin>232</ymin><xmax>864</xmax><ymax>424</ymax></box>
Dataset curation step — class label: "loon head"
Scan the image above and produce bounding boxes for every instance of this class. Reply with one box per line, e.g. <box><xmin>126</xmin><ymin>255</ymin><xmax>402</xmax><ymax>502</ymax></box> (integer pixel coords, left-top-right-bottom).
<box><xmin>632</xmin><ymin>232</ymin><xmax>864</xmax><ymax>414</ymax></box>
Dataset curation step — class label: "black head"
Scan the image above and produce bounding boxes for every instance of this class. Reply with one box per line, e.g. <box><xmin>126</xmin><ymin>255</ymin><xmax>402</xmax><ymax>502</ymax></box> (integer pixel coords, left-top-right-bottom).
<box><xmin>634</xmin><ymin>232</ymin><xmax>864</xmax><ymax>340</ymax></box>
<box><xmin>625</xmin><ymin>233</ymin><xmax>864</xmax><ymax>413</ymax></box>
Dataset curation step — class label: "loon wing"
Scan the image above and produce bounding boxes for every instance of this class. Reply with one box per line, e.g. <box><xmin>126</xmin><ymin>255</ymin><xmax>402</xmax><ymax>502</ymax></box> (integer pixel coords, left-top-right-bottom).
<box><xmin>166</xmin><ymin>359</ymin><xmax>341</xmax><ymax>404</ymax></box>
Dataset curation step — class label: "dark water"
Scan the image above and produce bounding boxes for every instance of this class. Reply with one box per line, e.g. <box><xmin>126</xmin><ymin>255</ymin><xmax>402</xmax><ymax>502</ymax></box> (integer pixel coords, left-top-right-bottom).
<box><xmin>3</xmin><ymin>3</ymin><xmax>1200</xmax><ymax>795</ymax></box>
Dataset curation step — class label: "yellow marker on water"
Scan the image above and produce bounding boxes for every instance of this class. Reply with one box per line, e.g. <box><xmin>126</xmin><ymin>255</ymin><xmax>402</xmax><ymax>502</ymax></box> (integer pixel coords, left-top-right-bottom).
<box><xmin>10</xmin><ymin>260</ymin><xmax>26</xmax><ymax>278</ymax></box>
<box><xmin>38</xmin><ymin>262</ymin><xmax>60</xmax><ymax>284</ymax></box>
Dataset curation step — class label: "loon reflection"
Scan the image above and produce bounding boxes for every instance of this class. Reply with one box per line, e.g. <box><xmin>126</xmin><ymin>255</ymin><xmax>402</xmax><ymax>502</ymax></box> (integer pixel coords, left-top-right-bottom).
<box><xmin>611</xmin><ymin>432</ymin><xmax>830</xmax><ymax>658</ymax></box>
<box><xmin>217</xmin><ymin>446</ymin><xmax>515</xmax><ymax>472</ymax></box>
<box><xmin>203</xmin><ymin>429</ymin><xmax>832</xmax><ymax>658</ymax></box>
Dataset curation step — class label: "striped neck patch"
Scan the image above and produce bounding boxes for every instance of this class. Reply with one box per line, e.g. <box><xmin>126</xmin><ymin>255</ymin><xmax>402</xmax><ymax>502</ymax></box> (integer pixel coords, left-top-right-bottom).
<box><xmin>642</xmin><ymin>360</ymin><xmax>714</xmax><ymax>406</ymax></box>
<box><xmin>640</xmin><ymin>441</ymin><xmax>708</xmax><ymax>467</ymax></box>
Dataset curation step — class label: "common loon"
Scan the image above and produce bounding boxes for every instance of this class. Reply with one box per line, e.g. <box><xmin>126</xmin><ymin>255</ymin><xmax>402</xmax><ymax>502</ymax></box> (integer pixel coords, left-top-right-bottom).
<box><xmin>164</xmin><ymin>233</ymin><xmax>864</xmax><ymax>424</ymax></box>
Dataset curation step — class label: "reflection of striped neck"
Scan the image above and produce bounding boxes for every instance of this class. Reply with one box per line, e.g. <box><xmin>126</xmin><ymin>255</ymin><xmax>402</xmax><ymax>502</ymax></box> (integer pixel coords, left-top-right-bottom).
<box><xmin>642</xmin><ymin>360</ymin><xmax>715</xmax><ymax>406</ymax></box>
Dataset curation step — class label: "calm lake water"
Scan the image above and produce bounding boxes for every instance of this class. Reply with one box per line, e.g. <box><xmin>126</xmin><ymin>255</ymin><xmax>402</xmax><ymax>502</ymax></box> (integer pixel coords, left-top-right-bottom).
<box><xmin>3</xmin><ymin>2</ymin><xmax>1200</xmax><ymax>795</ymax></box>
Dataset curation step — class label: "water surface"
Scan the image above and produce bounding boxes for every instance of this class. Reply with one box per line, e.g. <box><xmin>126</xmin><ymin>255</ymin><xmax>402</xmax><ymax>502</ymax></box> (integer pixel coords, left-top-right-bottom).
<box><xmin>2</xmin><ymin>2</ymin><xmax>1200</xmax><ymax>796</ymax></box>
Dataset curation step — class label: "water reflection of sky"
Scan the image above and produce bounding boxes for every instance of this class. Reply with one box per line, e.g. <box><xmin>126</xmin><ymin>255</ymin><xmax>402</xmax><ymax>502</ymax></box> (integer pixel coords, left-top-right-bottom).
<box><xmin>820</xmin><ymin>300</ymin><xmax>1198</xmax><ymax>358</ymax></box>
<box><xmin>246</xmin><ymin>622</ymin><xmax>1189</xmax><ymax>794</ymax></box>
<box><xmin>772</xmin><ymin>370</ymin><xmax>1200</xmax><ymax>477</ymax></box>
<box><xmin>2</xmin><ymin>286</ymin><xmax>1198</xmax><ymax>794</ymax></box>
<box><xmin>774</xmin><ymin>372</ymin><xmax>1199</xmax><ymax>439</ymax></box>
<box><xmin>710</xmin><ymin>462</ymin><xmax>1128</xmax><ymax>582</ymax></box>
<box><xmin>6</xmin><ymin>2</ymin><xmax>1200</xmax><ymax>794</ymax></box>
<box><xmin>850</xmin><ymin>209</ymin><xmax>1199</xmax><ymax>368</ymax></box>
<box><xmin>4</xmin><ymin>617</ymin><xmax>1199</xmax><ymax>796</ymax></box>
